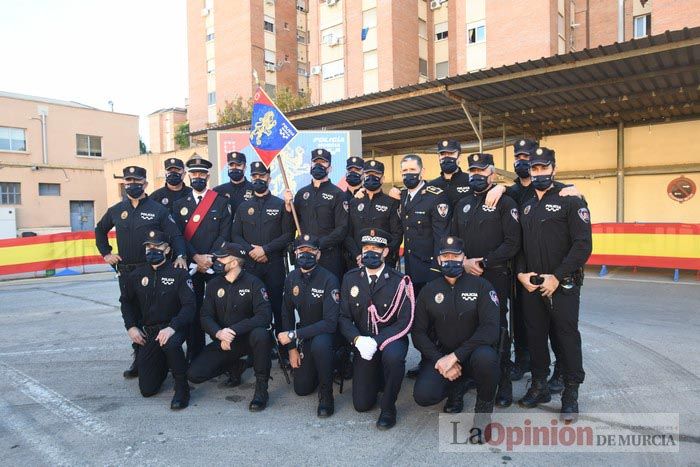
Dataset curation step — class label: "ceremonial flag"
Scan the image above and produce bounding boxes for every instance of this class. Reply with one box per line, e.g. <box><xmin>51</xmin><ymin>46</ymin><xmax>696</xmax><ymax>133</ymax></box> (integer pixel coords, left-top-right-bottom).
<box><xmin>249</xmin><ymin>86</ymin><xmax>298</xmax><ymax>168</ymax></box>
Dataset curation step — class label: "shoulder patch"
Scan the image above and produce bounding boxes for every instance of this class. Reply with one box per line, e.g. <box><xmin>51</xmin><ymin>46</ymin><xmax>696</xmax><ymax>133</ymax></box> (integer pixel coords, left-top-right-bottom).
<box><xmin>261</xmin><ymin>287</ymin><xmax>269</xmax><ymax>301</ymax></box>
<box><xmin>331</xmin><ymin>289</ymin><xmax>340</xmax><ymax>304</ymax></box>
<box><xmin>425</xmin><ymin>185</ymin><xmax>443</xmax><ymax>195</ymax></box>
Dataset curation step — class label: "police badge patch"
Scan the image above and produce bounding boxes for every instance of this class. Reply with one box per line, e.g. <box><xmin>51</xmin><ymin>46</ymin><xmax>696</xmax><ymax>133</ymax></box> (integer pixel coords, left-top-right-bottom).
<box><xmin>187</xmin><ymin>279</ymin><xmax>194</xmax><ymax>291</ymax></box>
<box><xmin>524</xmin><ymin>205</ymin><xmax>531</xmax><ymax>215</ymax></box>
<box><xmin>217</xmin><ymin>288</ymin><xmax>225</xmax><ymax>298</ymax></box>
<box><xmin>332</xmin><ymin>289</ymin><xmax>340</xmax><ymax>304</ymax></box>
<box><xmin>435</xmin><ymin>293</ymin><xmax>444</xmax><ymax>304</ymax></box>
<box><xmin>180</xmin><ymin>207</ymin><xmax>189</xmax><ymax>216</ymax></box>
<box><xmin>261</xmin><ymin>288</ymin><xmax>269</xmax><ymax>301</ymax></box>
<box><xmin>162</xmin><ymin>198</ymin><xmax>169</xmax><ymax>205</ymax></box>
<box><xmin>578</xmin><ymin>207</ymin><xmax>590</xmax><ymax>223</ymax></box>
<box><xmin>121</xmin><ymin>211</ymin><xmax>128</xmax><ymax>220</ymax></box>
<box><xmin>511</xmin><ymin>208</ymin><xmax>519</xmax><ymax>222</ymax></box>
<box><xmin>350</xmin><ymin>285</ymin><xmax>359</xmax><ymax>298</ymax></box>
<box><xmin>490</xmin><ymin>290</ymin><xmax>499</xmax><ymax>306</ymax></box>
<box><xmin>303</xmin><ymin>192</ymin><xmax>310</xmax><ymax>200</ymax></box>
<box><xmin>141</xmin><ymin>277</ymin><xmax>149</xmax><ymax>287</ymax></box>
<box><xmin>437</xmin><ymin>203</ymin><xmax>449</xmax><ymax>218</ymax></box>
<box><xmin>293</xmin><ymin>285</ymin><xmax>300</xmax><ymax>296</ymax></box>
<box><xmin>463</xmin><ymin>204</ymin><xmax>471</xmax><ymax>214</ymax></box>
<box><xmin>343</xmin><ymin>201</ymin><xmax>349</xmax><ymax>212</ymax></box>
<box><xmin>358</xmin><ymin>203</ymin><xmax>365</xmax><ymax>212</ymax></box>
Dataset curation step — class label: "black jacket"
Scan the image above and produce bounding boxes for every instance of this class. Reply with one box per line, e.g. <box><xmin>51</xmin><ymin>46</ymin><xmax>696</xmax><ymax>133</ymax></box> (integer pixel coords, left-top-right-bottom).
<box><xmin>119</xmin><ymin>262</ymin><xmax>195</xmax><ymax>331</ymax></box>
<box><xmin>429</xmin><ymin>168</ymin><xmax>471</xmax><ymax>208</ymax></box>
<box><xmin>150</xmin><ymin>185</ymin><xmax>192</xmax><ymax>213</ymax></box>
<box><xmin>412</xmin><ymin>274</ymin><xmax>500</xmax><ymax>363</ymax></box>
<box><xmin>506</xmin><ymin>179</ymin><xmax>569</xmax><ymax>208</ymax></box>
<box><xmin>213</xmin><ymin>179</ymin><xmax>255</xmax><ymax>216</ymax></box>
<box><xmin>232</xmin><ymin>192</ymin><xmax>294</xmax><ymax>258</ymax></box>
<box><xmin>344</xmin><ymin>191</ymin><xmax>402</xmax><ymax>261</ymax></box>
<box><xmin>293</xmin><ymin>180</ymin><xmax>348</xmax><ymax>250</ymax></box>
<box><xmin>172</xmin><ymin>191</ymin><xmax>232</xmax><ymax>259</ymax></box>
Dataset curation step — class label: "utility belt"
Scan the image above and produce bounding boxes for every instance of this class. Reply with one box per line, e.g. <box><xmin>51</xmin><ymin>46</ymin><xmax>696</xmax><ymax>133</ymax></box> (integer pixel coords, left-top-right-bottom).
<box><xmin>561</xmin><ymin>268</ymin><xmax>585</xmax><ymax>288</ymax></box>
<box><xmin>142</xmin><ymin>323</ymin><xmax>167</xmax><ymax>338</ymax></box>
<box><xmin>116</xmin><ymin>262</ymin><xmax>144</xmax><ymax>276</ymax></box>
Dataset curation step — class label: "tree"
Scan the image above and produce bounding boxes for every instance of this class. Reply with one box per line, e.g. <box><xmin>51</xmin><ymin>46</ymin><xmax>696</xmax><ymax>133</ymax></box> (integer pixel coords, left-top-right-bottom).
<box><xmin>274</xmin><ymin>87</ymin><xmax>311</xmax><ymax>113</ymax></box>
<box><xmin>139</xmin><ymin>138</ymin><xmax>147</xmax><ymax>154</ymax></box>
<box><xmin>175</xmin><ymin>122</ymin><xmax>190</xmax><ymax>149</ymax></box>
<box><xmin>215</xmin><ymin>87</ymin><xmax>311</xmax><ymax>126</ymax></box>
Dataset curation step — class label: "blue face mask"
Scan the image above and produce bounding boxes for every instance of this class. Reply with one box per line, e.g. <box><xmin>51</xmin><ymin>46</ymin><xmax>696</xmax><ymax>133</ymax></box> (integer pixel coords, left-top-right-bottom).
<box><xmin>190</xmin><ymin>177</ymin><xmax>207</xmax><ymax>192</ymax></box>
<box><xmin>211</xmin><ymin>261</ymin><xmax>226</xmax><ymax>275</ymax></box>
<box><xmin>514</xmin><ymin>160</ymin><xmax>531</xmax><ymax>179</ymax></box>
<box><xmin>440</xmin><ymin>260</ymin><xmax>463</xmax><ymax>278</ymax></box>
<box><xmin>346</xmin><ymin>171</ymin><xmax>362</xmax><ymax>187</ymax></box>
<box><xmin>440</xmin><ymin>156</ymin><xmax>459</xmax><ymax>174</ymax></box>
<box><xmin>361</xmin><ymin>250</ymin><xmax>384</xmax><ymax>269</ymax></box>
<box><xmin>296</xmin><ymin>252</ymin><xmax>317</xmax><ymax>270</ymax></box>
<box><xmin>403</xmin><ymin>173</ymin><xmax>421</xmax><ymax>189</ymax></box>
<box><xmin>252</xmin><ymin>179</ymin><xmax>268</xmax><ymax>194</ymax></box>
<box><xmin>363</xmin><ymin>175</ymin><xmax>382</xmax><ymax>191</ymax></box>
<box><xmin>468</xmin><ymin>174</ymin><xmax>490</xmax><ymax>193</ymax></box>
<box><xmin>125</xmin><ymin>183</ymin><xmax>145</xmax><ymax>199</ymax></box>
<box><xmin>166</xmin><ymin>172</ymin><xmax>183</xmax><ymax>186</ymax></box>
<box><xmin>228</xmin><ymin>169</ymin><xmax>244</xmax><ymax>182</ymax></box>
<box><xmin>145</xmin><ymin>248</ymin><xmax>166</xmax><ymax>265</ymax></box>
<box><xmin>310</xmin><ymin>164</ymin><xmax>328</xmax><ymax>180</ymax></box>
<box><xmin>531</xmin><ymin>174</ymin><xmax>553</xmax><ymax>191</ymax></box>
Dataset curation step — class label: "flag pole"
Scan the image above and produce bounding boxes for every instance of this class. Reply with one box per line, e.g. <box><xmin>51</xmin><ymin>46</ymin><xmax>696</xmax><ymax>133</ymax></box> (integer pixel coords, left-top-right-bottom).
<box><xmin>276</xmin><ymin>154</ymin><xmax>302</xmax><ymax>235</ymax></box>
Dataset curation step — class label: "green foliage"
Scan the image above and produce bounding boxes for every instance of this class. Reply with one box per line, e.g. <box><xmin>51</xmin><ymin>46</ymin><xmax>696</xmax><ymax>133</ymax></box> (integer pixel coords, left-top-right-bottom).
<box><xmin>174</xmin><ymin>122</ymin><xmax>190</xmax><ymax>149</ymax></box>
<box><xmin>215</xmin><ymin>88</ymin><xmax>311</xmax><ymax>126</ymax></box>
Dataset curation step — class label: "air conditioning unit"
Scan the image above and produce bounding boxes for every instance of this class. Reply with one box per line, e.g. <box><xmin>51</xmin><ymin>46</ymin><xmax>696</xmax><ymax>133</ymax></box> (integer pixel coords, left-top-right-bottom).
<box><xmin>310</xmin><ymin>66</ymin><xmax>322</xmax><ymax>75</ymax></box>
<box><xmin>201</xmin><ymin>8</ymin><xmax>210</xmax><ymax>16</ymax></box>
<box><xmin>429</xmin><ymin>0</ymin><xmax>444</xmax><ymax>10</ymax></box>
<box><xmin>323</xmin><ymin>34</ymin><xmax>342</xmax><ymax>46</ymax></box>
<box><xmin>265</xmin><ymin>0</ymin><xmax>275</xmax><ymax>4</ymax></box>
<box><xmin>265</xmin><ymin>63</ymin><xmax>277</xmax><ymax>72</ymax></box>
<box><xmin>327</xmin><ymin>0</ymin><xmax>339</xmax><ymax>6</ymax></box>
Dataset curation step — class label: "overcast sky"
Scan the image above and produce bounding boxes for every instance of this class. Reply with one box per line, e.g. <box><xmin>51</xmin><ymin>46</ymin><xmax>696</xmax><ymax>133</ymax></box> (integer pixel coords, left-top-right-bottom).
<box><xmin>0</xmin><ymin>0</ymin><xmax>188</xmax><ymax>150</ymax></box>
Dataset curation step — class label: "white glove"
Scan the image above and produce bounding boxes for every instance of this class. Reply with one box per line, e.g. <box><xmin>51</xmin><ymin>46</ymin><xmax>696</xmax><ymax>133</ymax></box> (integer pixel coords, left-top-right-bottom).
<box><xmin>355</xmin><ymin>336</ymin><xmax>378</xmax><ymax>361</ymax></box>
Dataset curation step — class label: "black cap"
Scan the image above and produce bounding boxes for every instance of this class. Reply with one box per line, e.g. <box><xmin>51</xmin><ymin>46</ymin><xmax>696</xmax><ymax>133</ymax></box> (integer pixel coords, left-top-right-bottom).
<box><xmin>186</xmin><ymin>154</ymin><xmax>213</xmax><ymax>172</ymax></box>
<box><xmin>226</xmin><ymin>151</ymin><xmax>247</xmax><ymax>165</ymax></box>
<box><xmin>212</xmin><ymin>242</ymin><xmax>248</xmax><ymax>259</ymax></box>
<box><xmin>439</xmin><ymin>236</ymin><xmax>464</xmax><ymax>255</ymax></box>
<box><xmin>142</xmin><ymin>229</ymin><xmax>168</xmax><ymax>246</ymax></box>
<box><xmin>529</xmin><ymin>147</ymin><xmax>556</xmax><ymax>166</ymax></box>
<box><xmin>311</xmin><ymin>148</ymin><xmax>332</xmax><ymax>163</ymax></box>
<box><xmin>467</xmin><ymin>153</ymin><xmax>494</xmax><ymax>169</ymax></box>
<box><xmin>123</xmin><ymin>166</ymin><xmax>147</xmax><ymax>180</ymax></box>
<box><xmin>346</xmin><ymin>156</ymin><xmax>364</xmax><ymax>170</ymax></box>
<box><xmin>360</xmin><ymin>228</ymin><xmax>390</xmax><ymax>247</ymax></box>
<box><xmin>164</xmin><ymin>158</ymin><xmax>185</xmax><ymax>170</ymax></box>
<box><xmin>513</xmin><ymin>139</ymin><xmax>539</xmax><ymax>157</ymax></box>
<box><xmin>364</xmin><ymin>159</ymin><xmax>384</xmax><ymax>174</ymax></box>
<box><xmin>250</xmin><ymin>161</ymin><xmax>269</xmax><ymax>175</ymax></box>
<box><xmin>294</xmin><ymin>234</ymin><xmax>320</xmax><ymax>250</ymax></box>
<box><xmin>437</xmin><ymin>139</ymin><xmax>461</xmax><ymax>154</ymax></box>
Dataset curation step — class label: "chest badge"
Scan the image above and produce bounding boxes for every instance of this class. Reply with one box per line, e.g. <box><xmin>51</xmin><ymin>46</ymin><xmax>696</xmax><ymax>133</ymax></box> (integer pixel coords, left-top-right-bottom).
<box><xmin>375</xmin><ymin>204</ymin><xmax>388</xmax><ymax>212</ymax></box>
<box><xmin>217</xmin><ymin>288</ymin><xmax>225</xmax><ymax>298</ymax></box>
<box><xmin>437</xmin><ymin>203</ymin><xmax>449</xmax><ymax>218</ymax></box>
<box><xmin>192</xmin><ymin>214</ymin><xmax>201</xmax><ymax>222</ymax></box>
<box><xmin>461</xmin><ymin>292</ymin><xmax>478</xmax><ymax>301</ymax></box>
<box><xmin>141</xmin><ymin>277</ymin><xmax>149</xmax><ymax>287</ymax></box>
<box><xmin>350</xmin><ymin>285</ymin><xmax>359</xmax><ymax>298</ymax></box>
<box><xmin>482</xmin><ymin>205</ymin><xmax>496</xmax><ymax>212</ymax></box>
<box><xmin>162</xmin><ymin>198</ymin><xmax>169</xmax><ymax>205</ymax></box>
<box><xmin>120</xmin><ymin>210</ymin><xmax>128</xmax><ymax>220</ymax></box>
<box><xmin>434</xmin><ymin>293</ymin><xmax>444</xmax><ymax>304</ymax></box>
<box><xmin>524</xmin><ymin>205</ymin><xmax>531</xmax><ymax>215</ymax></box>
<box><xmin>248</xmin><ymin>207</ymin><xmax>255</xmax><ymax>216</ymax></box>
<box><xmin>180</xmin><ymin>207</ymin><xmax>189</xmax><ymax>216</ymax></box>
<box><xmin>545</xmin><ymin>204</ymin><xmax>561</xmax><ymax>212</ymax></box>
<box><xmin>293</xmin><ymin>285</ymin><xmax>300</xmax><ymax>296</ymax></box>
<box><xmin>463</xmin><ymin>204</ymin><xmax>471</xmax><ymax>214</ymax></box>
<box><xmin>358</xmin><ymin>203</ymin><xmax>365</xmax><ymax>212</ymax></box>
<box><xmin>303</xmin><ymin>192</ymin><xmax>310</xmax><ymax>200</ymax></box>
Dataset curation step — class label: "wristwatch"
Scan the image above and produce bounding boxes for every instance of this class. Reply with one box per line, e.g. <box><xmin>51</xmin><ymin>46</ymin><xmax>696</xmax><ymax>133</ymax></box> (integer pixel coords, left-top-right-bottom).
<box><xmin>288</xmin><ymin>331</ymin><xmax>296</xmax><ymax>341</ymax></box>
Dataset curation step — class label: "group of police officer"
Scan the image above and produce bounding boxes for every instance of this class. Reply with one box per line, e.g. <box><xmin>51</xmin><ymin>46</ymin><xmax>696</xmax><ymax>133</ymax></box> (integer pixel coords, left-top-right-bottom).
<box><xmin>95</xmin><ymin>137</ymin><xmax>591</xmax><ymax>438</ymax></box>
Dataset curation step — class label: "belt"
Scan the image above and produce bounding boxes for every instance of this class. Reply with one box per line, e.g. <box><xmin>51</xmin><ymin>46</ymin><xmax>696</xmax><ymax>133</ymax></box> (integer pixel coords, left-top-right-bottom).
<box><xmin>142</xmin><ymin>324</ymin><xmax>167</xmax><ymax>337</ymax></box>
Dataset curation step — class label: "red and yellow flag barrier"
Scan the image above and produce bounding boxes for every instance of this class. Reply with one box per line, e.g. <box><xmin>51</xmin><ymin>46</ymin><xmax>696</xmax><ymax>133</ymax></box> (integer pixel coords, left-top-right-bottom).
<box><xmin>0</xmin><ymin>231</ymin><xmax>117</xmax><ymax>275</ymax></box>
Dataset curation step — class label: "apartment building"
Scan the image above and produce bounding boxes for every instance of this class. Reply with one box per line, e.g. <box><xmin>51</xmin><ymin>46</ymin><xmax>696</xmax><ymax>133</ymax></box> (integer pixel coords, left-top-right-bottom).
<box><xmin>148</xmin><ymin>107</ymin><xmax>187</xmax><ymax>153</ymax></box>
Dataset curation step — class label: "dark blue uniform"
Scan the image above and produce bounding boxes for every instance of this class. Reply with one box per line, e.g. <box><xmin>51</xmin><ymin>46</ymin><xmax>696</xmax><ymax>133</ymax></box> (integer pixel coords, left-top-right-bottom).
<box><xmin>150</xmin><ymin>185</ymin><xmax>192</xmax><ymax>214</ymax></box>
<box><xmin>213</xmin><ymin>179</ymin><xmax>255</xmax><ymax>216</ymax></box>
<box><xmin>345</xmin><ymin>191</ymin><xmax>402</xmax><ymax>268</ymax></box>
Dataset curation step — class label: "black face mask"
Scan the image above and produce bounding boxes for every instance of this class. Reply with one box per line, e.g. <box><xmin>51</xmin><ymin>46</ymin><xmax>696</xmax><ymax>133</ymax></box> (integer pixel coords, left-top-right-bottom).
<box><xmin>125</xmin><ymin>183</ymin><xmax>145</xmax><ymax>199</ymax></box>
<box><xmin>190</xmin><ymin>177</ymin><xmax>207</xmax><ymax>192</ymax></box>
<box><xmin>211</xmin><ymin>261</ymin><xmax>226</xmax><ymax>275</ymax></box>
<box><xmin>468</xmin><ymin>174</ymin><xmax>490</xmax><ymax>193</ymax></box>
<box><xmin>228</xmin><ymin>169</ymin><xmax>244</xmax><ymax>182</ymax></box>
<box><xmin>403</xmin><ymin>173</ymin><xmax>421</xmax><ymax>189</ymax></box>
<box><xmin>252</xmin><ymin>179</ymin><xmax>268</xmax><ymax>194</ymax></box>
<box><xmin>531</xmin><ymin>174</ymin><xmax>553</xmax><ymax>191</ymax></box>
<box><xmin>346</xmin><ymin>171</ymin><xmax>362</xmax><ymax>187</ymax></box>
<box><xmin>440</xmin><ymin>157</ymin><xmax>459</xmax><ymax>174</ymax></box>
<box><xmin>514</xmin><ymin>160</ymin><xmax>531</xmax><ymax>179</ymax></box>
<box><xmin>145</xmin><ymin>248</ymin><xmax>166</xmax><ymax>265</ymax></box>
<box><xmin>296</xmin><ymin>252</ymin><xmax>317</xmax><ymax>270</ymax></box>
<box><xmin>165</xmin><ymin>172</ymin><xmax>183</xmax><ymax>186</ymax></box>
<box><xmin>310</xmin><ymin>163</ymin><xmax>328</xmax><ymax>180</ymax></box>
<box><xmin>361</xmin><ymin>250</ymin><xmax>384</xmax><ymax>269</ymax></box>
<box><xmin>440</xmin><ymin>260</ymin><xmax>464</xmax><ymax>278</ymax></box>
<box><xmin>363</xmin><ymin>175</ymin><xmax>382</xmax><ymax>191</ymax></box>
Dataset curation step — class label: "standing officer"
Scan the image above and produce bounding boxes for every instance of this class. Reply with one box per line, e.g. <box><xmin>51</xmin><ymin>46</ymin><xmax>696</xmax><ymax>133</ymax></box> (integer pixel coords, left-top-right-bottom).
<box><xmin>344</xmin><ymin>156</ymin><xmax>365</xmax><ymax>201</ymax></box>
<box><xmin>213</xmin><ymin>151</ymin><xmax>255</xmax><ymax>215</ymax></box>
<box><xmin>451</xmin><ymin>153</ymin><xmax>521</xmax><ymax>407</ymax></box>
<box><xmin>339</xmin><ymin>228</ymin><xmax>415</xmax><ymax>430</ymax></box>
<box><xmin>172</xmin><ymin>155</ymin><xmax>232</xmax><ymax>362</ymax></box>
<box><xmin>345</xmin><ymin>160</ymin><xmax>402</xmax><ymax>269</ymax></box>
<box><xmin>95</xmin><ymin>165</ymin><xmax>186</xmax><ymax>378</ymax></box>
<box><xmin>150</xmin><ymin>158</ymin><xmax>192</xmax><ymax>213</ymax></box>
<box><xmin>429</xmin><ymin>139</ymin><xmax>471</xmax><ymax>208</ymax></box>
<box><xmin>285</xmin><ymin>148</ymin><xmax>348</xmax><ymax>280</ymax></box>
<box><xmin>120</xmin><ymin>230</ymin><xmax>195</xmax><ymax>409</ymax></box>
<box><xmin>277</xmin><ymin>234</ymin><xmax>340</xmax><ymax>418</ymax></box>
<box><xmin>412</xmin><ymin>236</ymin><xmax>499</xmax><ymax>441</ymax></box>
<box><xmin>187</xmin><ymin>242</ymin><xmax>273</xmax><ymax>411</ymax></box>
<box><xmin>516</xmin><ymin>147</ymin><xmax>592</xmax><ymax>422</ymax></box>
<box><xmin>232</xmin><ymin>161</ymin><xmax>294</xmax><ymax>368</ymax></box>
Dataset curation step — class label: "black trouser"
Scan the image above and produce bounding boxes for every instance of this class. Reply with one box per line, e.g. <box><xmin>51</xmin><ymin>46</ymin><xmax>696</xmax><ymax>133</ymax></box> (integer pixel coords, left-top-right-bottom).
<box><xmin>187</xmin><ymin>327</ymin><xmax>272</xmax><ymax>384</ymax></box>
<box><xmin>352</xmin><ymin>338</ymin><xmax>408</xmax><ymax>414</ymax></box>
<box><xmin>413</xmin><ymin>345</ymin><xmax>499</xmax><ymax>406</ymax></box>
<box><xmin>319</xmin><ymin>247</ymin><xmax>344</xmax><ymax>282</ymax></box>
<box><xmin>292</xmin><ymin>333</ymin><xmax>334</xmax><ymax>396</ymax></box>
<box><xmin>513</xmin><ymin>281</ymin><xmax>528</xmax><ymax>355</ymax></box>
<box><xmin>246</xmin><ymin>257</ymin><xmax>286</xmax><ymax>340</ymax></box>
<box><xmin>522</xmin><ymin>285</ymin><xmax>585</xmax><ymax>384</ymax></box>
<box><xmin>189</xmin><ymin>272</ymin><xmax>215</xmax><ymax>362</ymax></box>
<box><xmin>118</xmin><ymin>263</ymin><xmax>143</xmax><ymax>356</ymax></box>
<box><xmin>482</xmin><ymin>268</ymin><xmax>512</xmax><ymax>365</ymax></box>
<box><xmin>137</xmin><ymin>327</ymin><xmax>188</xmax><ymax>397</ymax></box>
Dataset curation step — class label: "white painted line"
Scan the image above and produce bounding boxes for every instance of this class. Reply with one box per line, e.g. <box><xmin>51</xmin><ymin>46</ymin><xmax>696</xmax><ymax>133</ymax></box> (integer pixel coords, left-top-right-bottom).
<box><xmin>0</xmin><ymin>346</ymin><xmax>121</xmax><ymax>357</ymax></box>
<box><xmin>0</xmin><ymin>362</ymin><xmax>111</xmax><ymax>436</ymax></box>
<box><xmin>587</xmin><ymin>275</ymin><xmax>700</xmax><ymax>286</ymax></box>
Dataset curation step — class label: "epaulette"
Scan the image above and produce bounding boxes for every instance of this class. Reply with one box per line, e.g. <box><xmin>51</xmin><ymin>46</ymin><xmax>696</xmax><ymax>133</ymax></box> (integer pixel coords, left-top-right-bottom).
<box><xmin>425</xmin><ymin>185</ymin><xmax>443</xmax><ymax>195</ymax></box>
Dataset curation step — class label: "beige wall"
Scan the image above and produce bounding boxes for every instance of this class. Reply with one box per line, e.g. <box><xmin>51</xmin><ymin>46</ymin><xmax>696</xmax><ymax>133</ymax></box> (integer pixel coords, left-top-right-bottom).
<box><xmin>148</xmin><ymin>109</ymin><xmax>187</xmax><ymax>154</ymax></box>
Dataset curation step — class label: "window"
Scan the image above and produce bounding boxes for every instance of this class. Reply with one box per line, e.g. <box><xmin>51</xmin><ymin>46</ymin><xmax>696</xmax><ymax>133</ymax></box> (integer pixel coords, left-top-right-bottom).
<box><xmin>435</xmin><ymin>22</ymin><xmax>448</xmax><ymax>41</ymax></box>
<box><xmin>207</xmin><ymin>92</ymin><xmax>216</xmax><ymax>106</ymax></box>
<box><xmin>298</xmin><ymin>63</ymin><xmax>308</xmax><ymax>76</ymax></box>
<box><xmin>76</xmin><ymin>134</ymin><xmax>102</xmax><ymax>157</ymax></box>
<box><xmin>264</xmin><ymin>49</ymin><xmax>276</xmax><ymax>66</ymax></box>
<box><xmin>0</xmin><ymin>127</ymin><xmax>27</xmax><ymax>152</ymax></box>
<box><xmin>39</xmin><ymin>183</ymin><xmax>60</xmax><ymax>196</ymax></box>
<box><xmin>296</xmin><ymin>0</ymin><xmax>306</xmax><ymax>12</ymax></box>
<box><xmin>363</xmin><ymin>51</ymin><xmax>377</xmax><ymax>70</ymax></box>
<box><xmin>634</xmin><ymin>14</ymin><xmax>651</xmax><ymax>39</ymax></box>
<box><xmin>207</xmin><ymin>58</ymin><xmax>215</xmax><ymax>73</ymax></box>
<box><xmin>363</xmin><ymin>9</ymin><xmax>377</xmax><ymax>29</ymax></box>
<box><xmin>468</xmin><ymin>21</ymin><xmax>485</xmax><ymax>44</ymax></box>
<box><xmin>297</xmin><ymin>30</ymin><xmax>307</xmax><ymax>43</ymax></box>
<box><xmin>419</xmin><ymin>58</ymin><xmax>428</xmax><ymax>77</ymax></box>
<box><xmin>418</xmin><ymin>19</ymin><xmax>427</xmax><ymax>39</ymax></box>
<box><xmin>322</xmin><ymin>59</ymin><xmax>344</xmax><ymax>80</ymax></box>
<box><xmin>0</xmin><ymin>182</ymin><xmax>21</xmax><ymax>205</ymax></box>
<box><xmin>264</xmin><ymin>83</ymin><xmax>276</xmax><ymax>98</ymax></box>
<box><xmin>264</xmin><ymin>15</ymin><xmax>275</xmax><ymax>33</ymax></box>
<box><xmin>204</xmin><ymin>0</ymin><xmax>213</xmax><ymax>9</ymax></box>
<box><xmin>436</xmin><ymin>61</ymin><xmax>449</xmax><ymax>79</ymax></box>
<box><xmin>205</xmin><ymin>26</ymin><xmax>215</xmax><ymax>41</ymax></box>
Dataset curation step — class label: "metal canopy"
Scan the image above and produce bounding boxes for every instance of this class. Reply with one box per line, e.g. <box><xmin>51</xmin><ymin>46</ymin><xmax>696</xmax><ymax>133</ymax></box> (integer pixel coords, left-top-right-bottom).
<box><xmin>195</xmin><ymin>27</ymin><xmax>700</xmax><ymax>155</ymax></box>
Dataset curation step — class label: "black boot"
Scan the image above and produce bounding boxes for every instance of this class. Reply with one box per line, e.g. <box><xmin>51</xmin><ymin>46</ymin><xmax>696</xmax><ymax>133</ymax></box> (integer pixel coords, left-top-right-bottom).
<box><xmin>496</xmin><ymin>363</ymin><xmax>513</xmax><ymax>408</ymax></box>
<box><xmin>248</xmin><ymin>376</ymin><xmax>269</xmax><ymax>412</ymax></box>
<box><xmin>222</xmin><ymin>358</ymin><xmax>247</xmax><ymax>388</ymax></box>
<box><xmin>560</xmin><ymin>382</ymin><xmax>579</xmax><ymax>423</ymax></box>
<box><xmin>547</xmin><ymin>362</ymin><xmax>564</xmax><ymax>394</ymax></box>
<box><xmin>170</xmin><ymin>374</ymin><xmax>190</xmax><ymax>410</ymax></box>
<box><xmin>376</xmin><ymin>410</ymin><xmax>396</xmax><ymax>430</ymax></box>
<box><xmin>471</xmin><ymin>398</ymin><xmax>495</xmax><ymax>444</ymax></box>
<box><xmin>317</xmin><ymin>384</ymin><xmax>335</xmax><ymax>418</ymax></box>
<box><xmin>443</xmin><ymin>380</ymin><xmax>467</xmax><ymax>414</ymax></box>
<box><xmin>123</xmin><ymin>350</ymin><xmax>138</xmax><ymax>379</ymax></box>
<box><xmin>518</xmin><ymin>377</ymin><xmax>551</xmax><ymax>408</ymax></box>
<box><xmin>510</xmin><ymin>351</ymin><xmax>531</xmax><ymax>381</ymax></box>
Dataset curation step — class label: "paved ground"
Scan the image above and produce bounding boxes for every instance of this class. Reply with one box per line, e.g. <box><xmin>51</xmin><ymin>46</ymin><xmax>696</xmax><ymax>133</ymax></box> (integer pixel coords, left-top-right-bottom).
<box><xmin>0</xmin><ymin>267</ymin><xmax>698</xmax><ymax>466</ymax></box>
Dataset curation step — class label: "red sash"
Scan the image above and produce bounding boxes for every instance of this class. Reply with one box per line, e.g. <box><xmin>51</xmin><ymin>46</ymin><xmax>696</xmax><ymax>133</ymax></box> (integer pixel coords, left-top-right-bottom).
<box><xmin>183</xmin><ymin>191</ymin><xmax>218</xmax><ymax>241</ymax></box>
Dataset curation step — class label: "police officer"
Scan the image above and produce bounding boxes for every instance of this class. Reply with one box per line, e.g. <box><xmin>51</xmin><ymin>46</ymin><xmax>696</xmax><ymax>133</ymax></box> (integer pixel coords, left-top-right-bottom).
<box><xmin>120</xmin><ymin>230</ymin><xmax>195</xmax><ymax>409</ymax></box>
<box><xmin>95</xmin><ymin>165</ymin><xmax>187</xmax><ymax>378</ymax></box>
<box><xmin>451</xmin><ymin>152</ymin><xmax>521</xmax><ymax>407</ymax></box>
<box><xmin>412</xmin><ymin>236</ymin><xmax>500</xmax><ymax>440</ymax></box>
<box><xmin>150</xmin><ymin>158</ymin><xmax>192</xmax><ymax>213</ymax></box>
<box><xmin>345</xmin><ymin>159</ymin><xmax>402</xmax><ymax>269</ymax></box>
<box><xmin>172</xmin><ymin>155</ymin><xmax>232</xmax><ymax>362</ymax></box>
<box><xmin>339</xmin><ymin>228</ymin><xmax>415</xmax><ymax>430</ymax></box>
<box><xmin>516</xmin><ymin>147</ymin><xmax>592</xmax><ymax>422</ymax></box>
<box><xmin>232</xmin><ymin>161</ymin><xmax>294</xmax><ymax>368</ymax></box>
<box><xmin>286</xmin><ymin>148</ymin><xmax>348</xmax><ymax>280</ymax></box>
<box><xmin>213</xmin><ymin>151</ymin><xmax>255</xmax><ymax>215</ymax></box>
<box><xmin>344</xmin><ymin>156</ymin><xmax>365</xmax><ymax>201</ymax></box>
<box><xmin>277</xmin><ymin>234</ymin><xmax>340</xmax><ymax>418</ymax></box>
<box><xmin>429</xmin><ymin>139</ymin><xmax>471</xmax><ymax>208</ymax></box>
<box><xmin>187</xmin><ymin>242</ymin><xmax>273</xmax><ymax>411</ymax></box>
